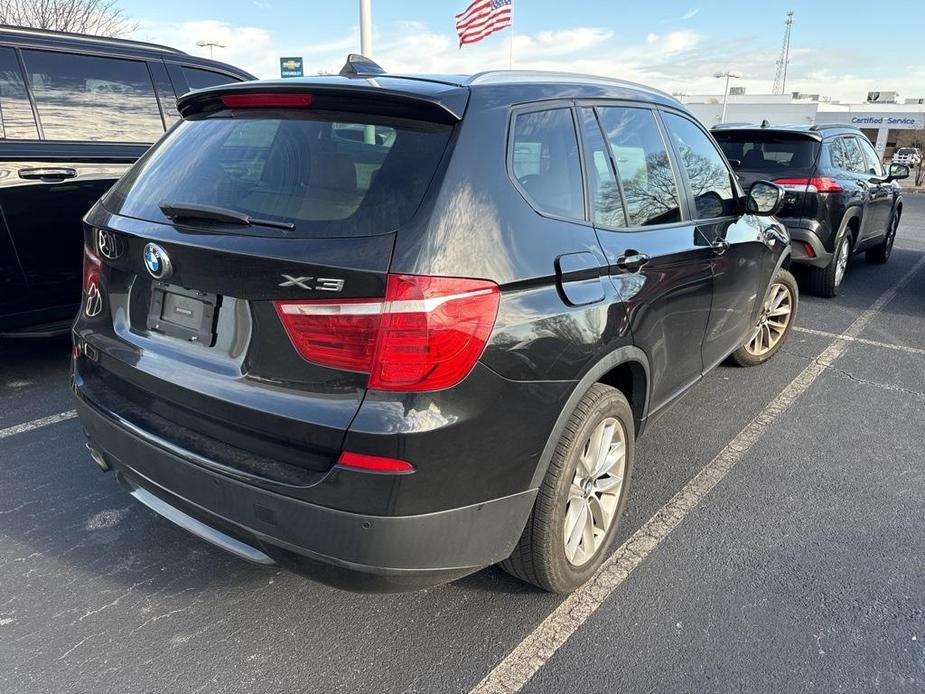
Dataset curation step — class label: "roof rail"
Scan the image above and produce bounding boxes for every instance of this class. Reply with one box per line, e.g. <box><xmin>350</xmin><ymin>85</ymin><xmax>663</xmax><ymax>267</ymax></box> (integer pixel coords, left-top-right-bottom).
<box><xmin>467</xmin><ymin>70</ymin><xmax>674</xmax><ymax>99</ymax></box>
<box><xmin>0</xmin><ymin>25</ymin><xmax>186</xmax><ymax>55</ymax></box>
<box><xmin>711</xmin><ymin>122</ymin><xmax>756</xmax><ymax>129</ymax></box>
<box><xmin>810</xmin><ymin>123</ymin><xmax>857</xmax><ymax>131</ymax></box>
<box><xmin>339</xmin><ymin>53</ymin><xmax>385</xmax><ymax>77</ymax></box>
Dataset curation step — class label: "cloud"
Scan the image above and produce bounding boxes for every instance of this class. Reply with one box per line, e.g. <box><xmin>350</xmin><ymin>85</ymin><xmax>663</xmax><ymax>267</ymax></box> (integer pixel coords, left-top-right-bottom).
<box><xmin>130</xmin><ymin>18</ymin><xmax>918</xmax><ymax>104</ymax></box>
<box><xmin>682</xmin><ymin>8</ymin><xmax>700</xmax><ymax>20</ymax></box>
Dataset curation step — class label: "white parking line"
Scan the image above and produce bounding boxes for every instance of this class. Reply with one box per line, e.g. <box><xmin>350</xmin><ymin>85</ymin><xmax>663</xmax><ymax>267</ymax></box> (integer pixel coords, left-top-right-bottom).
<box><xmin>793</xmin><ymin>326</ymin><xmax>925</xmax><ymax>357</ymax></box>
<box><xmin>471</xmin><ymin>254</ymin><xmax>925</xmax><ymax>694</ymax></box>
<box><xmin>0</xmin><ymin>410</ymin><xmax>77</xmax><ymax>440</ymax></box>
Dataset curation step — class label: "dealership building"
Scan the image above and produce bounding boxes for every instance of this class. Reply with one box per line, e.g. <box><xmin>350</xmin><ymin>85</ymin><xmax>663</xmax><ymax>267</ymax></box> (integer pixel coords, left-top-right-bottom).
<box><xmin>678</xmin><ymin>91</ymin><xmax>925</xmax><ymax>162</ymax></box>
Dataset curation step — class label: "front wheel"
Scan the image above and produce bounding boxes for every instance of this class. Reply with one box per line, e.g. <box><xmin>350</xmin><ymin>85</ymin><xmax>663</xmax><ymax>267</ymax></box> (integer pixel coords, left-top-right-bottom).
<box><xmin>500</xmin><ymin>384</ymin><xmax>634</xmax><ymax>593</ymax></box>
<box><xmin>730</xmin><ymin>269</ymin><xmax>798</xmax><ymax>367</ymax></box>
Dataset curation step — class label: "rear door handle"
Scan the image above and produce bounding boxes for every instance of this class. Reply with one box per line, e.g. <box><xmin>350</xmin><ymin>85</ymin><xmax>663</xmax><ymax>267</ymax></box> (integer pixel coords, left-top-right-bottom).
<box><xmin>615</xmin><ymin>250</ymin><xmax>650</xmax><ymax>272</ymax></box>
<box><xmin>18</xmin><ymin>167</ymin><xmax>77</xmax><ymax>181</ymax></box>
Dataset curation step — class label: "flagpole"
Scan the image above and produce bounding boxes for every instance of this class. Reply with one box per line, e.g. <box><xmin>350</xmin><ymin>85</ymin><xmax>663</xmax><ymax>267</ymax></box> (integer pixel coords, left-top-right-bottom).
<box><xmin>508</xmin><ymin>0</ymin><xmax>514</xmax><ymax>70</ymax></box>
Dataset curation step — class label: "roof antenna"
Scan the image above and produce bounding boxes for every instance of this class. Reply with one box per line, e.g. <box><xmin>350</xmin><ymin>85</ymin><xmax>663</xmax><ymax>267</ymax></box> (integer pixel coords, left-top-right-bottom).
<box><xmin>339</xmin><ymin>53</ymin><xmax>385</xmax><ymax>77</ymax></box>
<box><xmin>761</xmin><ymin>119</ymin><xmax>771</xmax><ymax>128</ymax></box>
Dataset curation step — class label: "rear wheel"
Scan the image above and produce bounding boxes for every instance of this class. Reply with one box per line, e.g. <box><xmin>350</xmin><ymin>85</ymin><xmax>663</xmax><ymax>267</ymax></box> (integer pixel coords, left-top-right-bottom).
<box><xmin>730</xmin><ymin>269</ymin><xmax>798</xmax><ymax>367</ymax></box>
<box><xmin>806</xmin><ymin>231</ymin><xmax>851</xmax><ymax>298</ymax></box>
<box><xmin>501</xmin><ymin>384</ymin><xmax>634</xmax><ymax>593</ymax></box>
<box><xmin>866</xmin><ymin>209</ymin><xmax>899</xmax><ymax>264</ymax></box>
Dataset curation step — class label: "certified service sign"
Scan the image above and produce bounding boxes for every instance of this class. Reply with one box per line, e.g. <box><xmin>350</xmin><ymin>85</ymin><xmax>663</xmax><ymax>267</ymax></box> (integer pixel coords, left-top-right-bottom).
<box><xmin>280</xmin><ymin>57</ymin><xmax>304</xmax><ymax>78</ymax></box>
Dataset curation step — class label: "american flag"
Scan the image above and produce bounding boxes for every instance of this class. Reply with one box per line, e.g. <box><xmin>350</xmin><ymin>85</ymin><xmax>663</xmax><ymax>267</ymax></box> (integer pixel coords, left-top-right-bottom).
<box><xmin>456</xmin><ymin>0</ymin><xmax>512</xmax><ymax>47</ymax></box>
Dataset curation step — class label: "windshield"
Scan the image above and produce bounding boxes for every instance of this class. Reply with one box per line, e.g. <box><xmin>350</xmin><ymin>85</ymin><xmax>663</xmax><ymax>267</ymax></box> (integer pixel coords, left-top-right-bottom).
<box><xmin>896</xmin><ymin>148</ymin><xmax>916</xmax><ymax>155</ymax></box>
<box><xmin>104</xmin><ymin>111</ymin><xmax>453</xmax><ymax>237</ymax></box>
<box><xmin>714</xmin><ymin>133</ymin><xmax>820</xmax><ymax>173</ymax></box>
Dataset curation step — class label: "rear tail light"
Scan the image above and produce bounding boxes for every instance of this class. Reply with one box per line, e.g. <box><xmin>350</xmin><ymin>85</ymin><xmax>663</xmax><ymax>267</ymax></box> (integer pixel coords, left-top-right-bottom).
<box><xmin>336</xmin><ymin>451</ymin><xmax>414</xmax><ymax>473</ymax></box>
<box><xmin>82</xmin><ymin>246</ymin><xmax>103</xmax><ymax>317</ymax></box>
<box><xmin>773</xmin><ymin>177</ymin><xmax>843</xmax><ymax>193</ymax></box>
<box><xmin>221</xmin><ymin>93</ymin><xmax>313</xmax><ymax>109</ymax></box>
<box><xmin>83</xmin><ymin>246</ymin><xmax>100</xmax><ymax>292</ymax></box>
<box><xmin>275</xmin><ymin>274</ymin><xmax>500</xmax><ymax>391</ymax></box>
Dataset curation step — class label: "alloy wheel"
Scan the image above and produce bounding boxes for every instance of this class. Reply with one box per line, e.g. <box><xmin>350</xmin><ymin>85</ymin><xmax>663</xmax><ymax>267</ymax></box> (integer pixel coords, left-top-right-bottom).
<box><xmin>745</xmin><ymin>281</ymin><xmax>794</xmax><ymax>357</ymax></box>
<box><xmin>564</xmin><ymin>417</ymin><xmax>627</xmax><ymax>566</ymax></box>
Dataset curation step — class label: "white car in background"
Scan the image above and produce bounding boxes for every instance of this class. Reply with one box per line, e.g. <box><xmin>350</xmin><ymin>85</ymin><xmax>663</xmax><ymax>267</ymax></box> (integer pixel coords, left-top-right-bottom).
<box><xmin>892</xmin><ymin>147</ymin><xmax>922</xmax><ymax>167</ymax></box>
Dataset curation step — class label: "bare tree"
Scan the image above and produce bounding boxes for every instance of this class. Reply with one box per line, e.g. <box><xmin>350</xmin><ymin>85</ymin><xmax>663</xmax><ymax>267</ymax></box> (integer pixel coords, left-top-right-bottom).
<box><xmin>0</xmin><ymin>0</ymin><xmax>137</xmax><ymax>37</ymax></box>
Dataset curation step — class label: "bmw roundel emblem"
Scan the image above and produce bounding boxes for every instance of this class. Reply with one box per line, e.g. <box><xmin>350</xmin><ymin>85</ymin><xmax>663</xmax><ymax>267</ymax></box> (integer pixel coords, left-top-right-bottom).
<box><xmin>143</xmin><ymin>243</ymin><xmax>172</xmax><ymax>280</ymax></box>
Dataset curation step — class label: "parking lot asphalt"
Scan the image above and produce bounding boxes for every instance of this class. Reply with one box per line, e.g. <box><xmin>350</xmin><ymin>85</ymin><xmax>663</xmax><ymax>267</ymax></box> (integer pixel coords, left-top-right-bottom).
<box><xmin>2</xmin><ymin>198</ymin><xmax>924</xmax><ymax>693</ymax></box>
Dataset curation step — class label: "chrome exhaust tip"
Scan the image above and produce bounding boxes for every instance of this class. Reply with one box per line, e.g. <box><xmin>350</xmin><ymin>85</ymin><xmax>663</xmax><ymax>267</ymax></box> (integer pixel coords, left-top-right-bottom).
<box><xmin>86</xmin><ymin>444</ymin><xmax>110</xmax><ymax>472</ymax></box>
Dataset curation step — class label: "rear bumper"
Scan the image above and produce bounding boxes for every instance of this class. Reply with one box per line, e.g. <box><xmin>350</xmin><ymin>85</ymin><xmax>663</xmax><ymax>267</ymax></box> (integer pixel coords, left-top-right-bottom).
<box><xmin>75</xmin><ymin>392</ymin><xmax>537</xmax><ymax>591</ymax></box>
<box><xmin>783</xmin><ymin>222</ymin><xmax>832</xmax><ymax>268</ymax></box>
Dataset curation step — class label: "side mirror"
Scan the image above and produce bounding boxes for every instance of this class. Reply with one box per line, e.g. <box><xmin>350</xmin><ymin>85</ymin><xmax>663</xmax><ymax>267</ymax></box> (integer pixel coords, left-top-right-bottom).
<box><xmin>727</xmin><ymin>158</ymin><xmax>742</xmax><ymax>170</ymax></box>
<box><xmin>888</xmin><ymin>163</ymin><xmax>910</xmax><ymax>181</ymax></box>
<box><xmin>746</xmin><ymin>180</ymin><xmax>784</xmax><ymax>216</ymax></box>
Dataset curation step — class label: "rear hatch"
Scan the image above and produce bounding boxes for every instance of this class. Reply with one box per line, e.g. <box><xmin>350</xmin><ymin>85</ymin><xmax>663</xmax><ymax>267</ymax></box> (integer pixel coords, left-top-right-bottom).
<box><xmin>713</xmin><ymin>129</ymin><xmax>822</xmax><ymax>219</ymax></box>
<box><xmin>76</xmin><ymin>81</ymin><xmax>463</xmax><ymax>487</ymax></box>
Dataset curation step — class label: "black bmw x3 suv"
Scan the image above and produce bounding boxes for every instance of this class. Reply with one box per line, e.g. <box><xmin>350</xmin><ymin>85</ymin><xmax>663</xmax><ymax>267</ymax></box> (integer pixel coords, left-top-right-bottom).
<box><xmin>712</xmin><ymin>123</ymin><xmax>909</xmax><ymax>297</ymax></box>
<box><xmin>73</xmin><ymin>58</ymin><xmax>796</xmax><ymax>593</ymax></box>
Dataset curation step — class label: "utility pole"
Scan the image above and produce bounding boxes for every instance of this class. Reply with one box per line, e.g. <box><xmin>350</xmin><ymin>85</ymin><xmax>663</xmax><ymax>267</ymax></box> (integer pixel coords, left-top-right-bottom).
<box><xmin>360</xmin><ymin>0</ymin><xmax>372</xmax><ymax>56</ymax></box>
<box><xmin>772</xmin><ymin>11</ymin><xmax>794</xmax><ymax>95</ymax></box>
<box><xmin>196</xmin><ymin>40</ymin><xmax>226</xmax><ymax>59</ymax></box>
<box><xmin>714</xmin><ymin>70</ymin><xmax>742</xmax><ymax>124</ymax></box>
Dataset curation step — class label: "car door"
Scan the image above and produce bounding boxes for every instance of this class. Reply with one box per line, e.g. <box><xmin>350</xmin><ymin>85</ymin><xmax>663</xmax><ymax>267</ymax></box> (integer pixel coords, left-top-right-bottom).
<box><xmin>580</xmin><ymin>104</ymin><xmax>713</xmax><ymax>413</ymax></box>
<box><xmin>855</xmin><ymin>136</ymin><xmax>892</xmax><ymax>242</ymax></box>
<box><xmin>0</xmin><ymin>45</ymin><xmax>36</xmax><ymax>325</ymax></box>
<box><xmin>659</xmin><ymin>110</ymin><xmax>775</xmax><ymax>370</ymax></box>
<box><xmin>837</xmin><ymin>135</ymin><xmax>876</xmax><ymax>241</ymax></box>
<box><xmin>0</xmin><ymin>47</ymin><xmax>163</xmax><ymax>321</ymax></box>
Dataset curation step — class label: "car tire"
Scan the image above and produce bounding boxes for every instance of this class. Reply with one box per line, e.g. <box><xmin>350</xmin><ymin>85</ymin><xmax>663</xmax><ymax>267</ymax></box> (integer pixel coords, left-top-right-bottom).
<box><xmin>500</xmin><ymin>383</ymin><xmax>634</xmax><ymax>594</ymax></box>
<box><xmin>730</xmin><ymin>269</ymin><xmax>798</xmax><ymax>367</ymax></box>
<box><xmin>806</xmin><ymin>231</ymin><xmax>851</xmax><ymax>298</ymax></box>
<box><xmin>866</xmin><ymin>210</ymin><xmax>899</xmax><ymax>264</ymax></box>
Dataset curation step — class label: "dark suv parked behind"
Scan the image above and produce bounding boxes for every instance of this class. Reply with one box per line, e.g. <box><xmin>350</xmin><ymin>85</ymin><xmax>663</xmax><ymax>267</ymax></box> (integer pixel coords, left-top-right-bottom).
<box><xmin>0</xmin><ymin>27</ymin><xmax>252</xmax><ymax>338</ymax></box>
<box><xmin>712</xmin><ymin>123</ymin><xmax>908</xmax><ymax>297</ymax></box>
<box><xmin>73</xmin><ymin>59</ymin><xmax>796</xmax><ymax>593</ymax></box>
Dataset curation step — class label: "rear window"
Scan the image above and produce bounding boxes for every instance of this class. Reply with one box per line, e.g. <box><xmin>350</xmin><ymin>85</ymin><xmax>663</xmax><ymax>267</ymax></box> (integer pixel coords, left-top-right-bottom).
<box><xmin>104</xmin><ymin>111</ymin><xmax>453</xmax><ymax>237</ymax></box>
<box><xmin>714</xmin><ymin>133</ymin><xmax>820</xmax><ymax>172</ymax></box>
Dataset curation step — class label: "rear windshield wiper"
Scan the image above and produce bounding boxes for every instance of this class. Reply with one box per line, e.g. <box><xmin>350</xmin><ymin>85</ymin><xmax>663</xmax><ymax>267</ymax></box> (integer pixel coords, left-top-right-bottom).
<box><xmin>159</xmin><ymin>201</ymin><xmax>295</xmax><ymax>231</ymax></box>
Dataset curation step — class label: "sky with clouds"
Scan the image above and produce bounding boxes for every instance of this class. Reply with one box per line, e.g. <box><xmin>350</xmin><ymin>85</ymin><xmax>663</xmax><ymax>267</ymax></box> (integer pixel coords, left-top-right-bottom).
<box><xmin>125</xmin><ymin>0</ymin><xmax>925</xmax><ymax>103</ymax></box>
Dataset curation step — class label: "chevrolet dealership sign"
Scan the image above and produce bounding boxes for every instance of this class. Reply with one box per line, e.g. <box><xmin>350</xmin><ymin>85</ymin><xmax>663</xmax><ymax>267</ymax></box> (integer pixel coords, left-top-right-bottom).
<box><xmin>280</xmin><ymin>57</ymin><xmax>304</xmax><ymax>78</ymax></box>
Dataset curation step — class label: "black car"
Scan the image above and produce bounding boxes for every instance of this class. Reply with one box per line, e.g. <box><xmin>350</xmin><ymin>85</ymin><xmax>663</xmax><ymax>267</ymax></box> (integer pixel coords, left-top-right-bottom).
<box><xmin>712</xmin><ymin>123</ymin><xmax>909</xmax><ymax>297</ymax></box>
<box><xmin>72</xmin><ymin>58</ymin><xmax>796</xmax><ymax>593</ymax></box>
<box><xmin>0</xmin><ymin>26</ymin><xmax>252</xmax><ymax>338</ymax></box>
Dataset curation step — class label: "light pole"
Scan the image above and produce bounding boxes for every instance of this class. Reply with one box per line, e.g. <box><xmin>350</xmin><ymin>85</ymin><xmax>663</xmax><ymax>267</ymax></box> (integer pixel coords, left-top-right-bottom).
<box><xmin>196</xmin><ymin>40</ymin><xmax>226</xmax><ymax>58</ymax></box>
<box><xmin>713</xmin><ymin>70</ymin><xmax>742</xmax><ymax>124</ymax></box>
<box><xmin>359</xmin><ymin>0</ymin><xmax>372</xmax><ymax>56</ymax></box>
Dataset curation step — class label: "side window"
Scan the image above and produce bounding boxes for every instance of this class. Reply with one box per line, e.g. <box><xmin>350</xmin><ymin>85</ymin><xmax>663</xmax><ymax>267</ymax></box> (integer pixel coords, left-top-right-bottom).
<box><xmin>511</xmin><ymin>108</ymin><xmax>585</xmax><ymax>220</ymax></box>
<box><xmin>181</xmin><ymin>67</ymin><xmax>237</xmax><ymax>92</ymax></box>
<box><xmin>596</xmin><ymin>106</ymin><xmax>681</xmax><ymax>226</ymax></box>
<box><xmin>662</xmin><ymin>112</ymin><xmax>735</xmax><ymax>219</ymax></box>
<box><xmin>841</xmin><ymin>136</ymin><xmax>867</xmax><ymax>174</ymax></box>
<box><xmin>856</xmin><ymin>137</ymin><xmax>883</xmax><ymax>177</ymax></box>
<box><xmin>21</xmin><ymin>49</ymin><xmax>163</xmax><ymax>142</ymax></box>
<box><xmin>0</xmin><ymin>47</ymin><xmax>39</xmax><ymax>139</ymax></box>
<box><xmin>830</xmin><ymin>138</ymin><xmax>849</xmax><ymax>170</ymax></box>
<box><xmin>578</xmin><ymin>108</ymin><xmax>626</xmax><ymax>228</ymax></box>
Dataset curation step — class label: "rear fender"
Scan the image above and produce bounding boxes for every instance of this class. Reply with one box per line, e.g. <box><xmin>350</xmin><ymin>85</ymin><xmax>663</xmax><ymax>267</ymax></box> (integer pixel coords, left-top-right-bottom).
<box><xmin>528</xmin><ymin>346</ymin><xmax>650</xmax><ymax>489</ymax></box>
